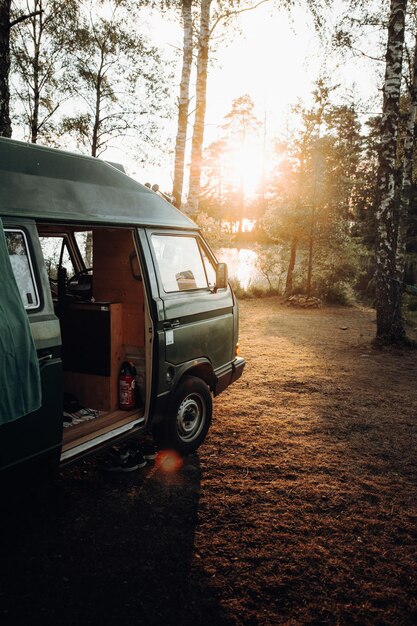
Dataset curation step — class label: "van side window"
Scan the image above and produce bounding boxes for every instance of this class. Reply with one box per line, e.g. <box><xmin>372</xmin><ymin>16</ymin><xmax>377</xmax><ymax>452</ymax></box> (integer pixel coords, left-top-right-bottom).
<box><xmin>151</xmin><ymin>235</ymin><xmax>208</xmax><ymax>293</ymax></box>
<box><xmin>5</xmin><ymin>230</ymin><xmax>40</xmax><ymax>310</ymax></box>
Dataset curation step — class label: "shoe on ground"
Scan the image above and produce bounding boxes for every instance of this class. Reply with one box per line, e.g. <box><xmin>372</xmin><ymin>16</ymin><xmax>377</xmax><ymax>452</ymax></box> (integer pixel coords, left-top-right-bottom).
<box><xmin>141</xmin><ymin>441</ymin><xmax>157</xmax><ymax>461</ymax></box>
<box><xmin>102</xmin><ymin>448</ymin><xmax>147</xmax><ymax>472</ymax></box>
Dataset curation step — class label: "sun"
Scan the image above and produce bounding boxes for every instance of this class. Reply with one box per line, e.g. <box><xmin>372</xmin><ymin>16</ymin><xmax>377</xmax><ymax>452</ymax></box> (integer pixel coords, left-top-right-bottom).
<box><xmin>230</xmin><ymin>137</ymin><xmax>265</xmax><ymax>199</ymax></box>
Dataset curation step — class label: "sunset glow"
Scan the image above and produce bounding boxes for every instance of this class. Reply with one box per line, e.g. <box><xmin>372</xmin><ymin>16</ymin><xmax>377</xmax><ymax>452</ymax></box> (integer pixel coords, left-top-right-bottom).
<box><xmin>231</xmin><ymin>140</ymin><xmax>265</xmax><ymax>199</ymax></box>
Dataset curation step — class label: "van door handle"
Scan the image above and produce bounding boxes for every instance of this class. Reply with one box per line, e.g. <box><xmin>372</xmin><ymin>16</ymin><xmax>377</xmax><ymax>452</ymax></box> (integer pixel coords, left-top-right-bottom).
<box><xmin>163</xmin><ymin>320</ymin><xmax>180</xmax><ymax>329</ymax></box>
<box><xmin>38</xmin><ymin>353</ymin><xmax>53</xmax><ymax>364</ymax></box>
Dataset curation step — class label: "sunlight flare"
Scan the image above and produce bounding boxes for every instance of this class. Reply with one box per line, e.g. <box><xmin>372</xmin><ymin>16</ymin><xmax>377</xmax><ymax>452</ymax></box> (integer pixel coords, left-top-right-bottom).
<box><xmin>156</xmin><ymin>450</ymin><xmax>183</xmax><ymax>473</ymax></box>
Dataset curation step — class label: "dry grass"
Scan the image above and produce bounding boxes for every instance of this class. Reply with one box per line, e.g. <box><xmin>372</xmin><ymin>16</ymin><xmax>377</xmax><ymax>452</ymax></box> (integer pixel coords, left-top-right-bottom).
<box><xmin>197</xmin><ymin>299</ymin><xmax>417</xmax><ymax>625</ymax></box>
<box><xmin>1</xmin><ymin>298</ymin><xmax>417</xmax><ymax>625</ymax></box>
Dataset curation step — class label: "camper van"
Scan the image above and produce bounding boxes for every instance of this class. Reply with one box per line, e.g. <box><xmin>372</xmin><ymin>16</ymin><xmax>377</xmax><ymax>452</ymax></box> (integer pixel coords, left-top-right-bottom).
<box><xmin>0</xmin><ymin>138</ymin><xmax>244</xmax><ymax>481</ymax></box>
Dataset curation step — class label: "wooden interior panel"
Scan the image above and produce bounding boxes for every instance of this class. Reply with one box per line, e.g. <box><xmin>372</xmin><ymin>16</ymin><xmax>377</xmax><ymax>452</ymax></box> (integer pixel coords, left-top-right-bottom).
<box><xmin>93</xmin><ymin>229</ymin><xmax>144</xmax><ymax>348</ymax></box>
<box><xmin>62</xmin><ymin>228</ymin><xmax>146</xmax><ymax>425</ymax></box>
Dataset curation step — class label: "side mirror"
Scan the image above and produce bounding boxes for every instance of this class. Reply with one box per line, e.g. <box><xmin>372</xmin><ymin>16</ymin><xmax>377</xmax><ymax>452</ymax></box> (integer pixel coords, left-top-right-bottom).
<box><xmin>215</xmin><ymin>262</ymin><xmax>228</xmax><ymax>291</ymax></box>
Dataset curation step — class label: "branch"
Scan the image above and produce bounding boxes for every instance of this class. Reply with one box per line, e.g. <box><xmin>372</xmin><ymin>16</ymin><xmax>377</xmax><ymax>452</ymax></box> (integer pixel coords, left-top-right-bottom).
<box><xmin>10</xmin><ymin>10</ymin><xmax>43</xmax><ymax>29</ymax></box>
<box><xmin>75</xmin><ymin>90</ymin><xmax>96</xmax><ymax>114</ymax></box>
<box><xmin>37</xmin><ymin>103</ymin><xmax>62</xmax><ymax>132</ymax></box>
<box><xmin>348</xmin><ymin>44</ymin><xmax>384</xmax><ymax>63</ymax></box>
<box><xmin>209</xmin><ymin>0</ymin><xmax>271</xmax><ymax>36</ymax></box>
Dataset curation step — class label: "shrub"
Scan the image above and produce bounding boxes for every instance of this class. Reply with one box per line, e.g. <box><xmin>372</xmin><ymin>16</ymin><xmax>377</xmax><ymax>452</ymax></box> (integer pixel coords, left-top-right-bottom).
<box><xmin>228</xmin><ymin>278</ymin><xmax>247</xmax><ymax>299</ymax></box>
<box><xmin>247</xmin><ymin>283</ymin><xmax>280</xmax><ymax>298</ymax></box>
<box><xmin>228</xmin><ymin>277</ymin><xmax>280</xmax><ymax>300</ymax></box>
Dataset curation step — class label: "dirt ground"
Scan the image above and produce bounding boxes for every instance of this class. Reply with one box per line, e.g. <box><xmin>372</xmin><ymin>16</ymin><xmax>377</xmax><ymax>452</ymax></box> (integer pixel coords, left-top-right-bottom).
<box><xmin>1</xmin><ymin>298</ymin><xmax>417</xmax><ymax>626</ymax></box>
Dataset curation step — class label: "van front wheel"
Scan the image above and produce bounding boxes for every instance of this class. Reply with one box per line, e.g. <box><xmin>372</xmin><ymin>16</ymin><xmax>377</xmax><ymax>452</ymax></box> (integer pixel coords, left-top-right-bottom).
<box><xmin>154</xmin><ymin>376</ymin><xmax>212</xmax><ymax>456</ymax></box>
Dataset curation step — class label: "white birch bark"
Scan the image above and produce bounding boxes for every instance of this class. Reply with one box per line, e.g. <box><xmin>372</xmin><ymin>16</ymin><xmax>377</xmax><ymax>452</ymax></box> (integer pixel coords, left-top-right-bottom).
<box><xmin>186</xmin><ymin>0</ymin><xmax>211</xmax><ymax>214</ymax></box>
<box><xmin>396</xmin><ymin>31</ymin><xmax>417</xmax><ymax>273</ymax></box>
<box><xmin>172</xmin><ymin>0</ymin><xmax>193</xmax><ymax>209</ymax></box>
<box><xmin>375</xmin><ymin>0</ymin><xmax>408</xmax><ymax>344</ymax></box>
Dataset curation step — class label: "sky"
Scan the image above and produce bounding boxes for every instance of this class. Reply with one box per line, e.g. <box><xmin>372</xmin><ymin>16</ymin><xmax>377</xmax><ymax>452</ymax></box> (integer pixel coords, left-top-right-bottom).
<box><xmin>104</xmin><ymin>1</ymin><xmax>384</xmax><ymax>194</ymax></box>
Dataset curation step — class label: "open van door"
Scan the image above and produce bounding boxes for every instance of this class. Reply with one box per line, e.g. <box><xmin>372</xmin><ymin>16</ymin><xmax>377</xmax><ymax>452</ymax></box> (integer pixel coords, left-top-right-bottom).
<box><xmin>0</xmin><ymin>219</ymin><xmax>63</xmax><ymax>478</ymax></box>
<box><xmin>149</xmin><ymin>231</ymin><xmax>235</xmax><ymax>370</ymax></box>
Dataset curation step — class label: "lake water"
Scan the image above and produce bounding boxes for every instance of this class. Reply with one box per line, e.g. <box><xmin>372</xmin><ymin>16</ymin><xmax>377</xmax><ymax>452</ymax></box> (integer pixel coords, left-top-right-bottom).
<box><xmin>217</xmin><ymin>247</ymin><xmax>265</xmax><ymax>290</ymax></box>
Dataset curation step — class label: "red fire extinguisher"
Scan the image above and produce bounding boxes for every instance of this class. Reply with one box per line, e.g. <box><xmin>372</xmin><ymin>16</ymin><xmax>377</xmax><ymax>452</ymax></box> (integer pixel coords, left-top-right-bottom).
<box><xmin>119</xmin><ymin>361</ymin><xmax>136</xmax><ymax>410</ymax></box>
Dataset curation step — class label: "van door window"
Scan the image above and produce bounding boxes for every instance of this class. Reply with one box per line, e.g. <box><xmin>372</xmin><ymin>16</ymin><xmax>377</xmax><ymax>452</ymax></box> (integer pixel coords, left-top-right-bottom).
<box><xmin>201</xmin><ymin>247</ymin><xmax>216</xmax><ymax>290</ymax></box>
<box><xmin>151</xmin><ymin>235</ymin><xmax>208</xmax><ymax>293</ymax></box>
<box><xmin>5</xmin><ymin>229</ymin><xmax>40</xmax><ymax>310</ymax></box>
<box><xmin>39</xmin><ymin>235</ymin><xmax>75</xmax><ymax>281</ymax></box>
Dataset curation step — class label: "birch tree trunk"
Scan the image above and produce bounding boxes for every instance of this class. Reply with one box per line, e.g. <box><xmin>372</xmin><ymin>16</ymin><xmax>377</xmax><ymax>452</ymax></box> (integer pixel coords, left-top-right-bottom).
<box><xmin>30</xmin><ymin>4</ymin><xmax>42</xmax><ymax>143</ymax></box>
<box><xmin>0</xmin><ymin>0</ymin><xmax>12</xmax><ymax>137</ymax></box>
<box><xmin>375</xmin><ymin>0</ymin><xmax>408</xmax><ymax>345</ymax></box>
<box><xmin>397</xmin><ymin>31</ymin><xmax>417</xmax><ymax>270</ymax></box>
<box><xmin>172</xmin><ymin>0</ymin><xmax>193</xmax><ymax>209</ymax></box>
<box><xmin>186</xmin><ymin>0</ymin><xmax>211</xmax><ymax>214</ymax></box>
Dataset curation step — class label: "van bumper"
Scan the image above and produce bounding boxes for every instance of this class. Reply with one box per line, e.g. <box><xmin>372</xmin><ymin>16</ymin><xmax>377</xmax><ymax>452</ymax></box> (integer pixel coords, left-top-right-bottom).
<box><xmin>214</xmin><ymin>356</ymin><xmax>245</xmax><ymax>397</ymax></box>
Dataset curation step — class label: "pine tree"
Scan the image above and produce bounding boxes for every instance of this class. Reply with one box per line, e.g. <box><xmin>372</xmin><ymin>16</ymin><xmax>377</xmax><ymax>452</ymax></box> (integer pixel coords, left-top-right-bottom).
<box><xmin>265</xmin><ymin>85</ymin><xmax>363</xmax><ymax>300</ymax></box>
<box><xmin>221</xmin><ymin>94</ymin><xmax>261</xmax><ymax>233</ymax></box>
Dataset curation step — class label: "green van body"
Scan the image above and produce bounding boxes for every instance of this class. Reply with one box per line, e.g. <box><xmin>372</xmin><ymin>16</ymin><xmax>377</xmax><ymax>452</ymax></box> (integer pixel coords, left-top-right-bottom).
<box><xmin>0</xmin><ymin>138</ymin><xmax>244</xmax><ymax>478</ymax></box>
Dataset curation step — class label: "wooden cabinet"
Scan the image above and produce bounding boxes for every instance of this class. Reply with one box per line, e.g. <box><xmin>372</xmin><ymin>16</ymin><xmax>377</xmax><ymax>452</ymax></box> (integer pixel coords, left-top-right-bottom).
<box><xmin>63</xmin><ymin>302</ymin><xmax>123</xmax><ymax>412</ymax></box>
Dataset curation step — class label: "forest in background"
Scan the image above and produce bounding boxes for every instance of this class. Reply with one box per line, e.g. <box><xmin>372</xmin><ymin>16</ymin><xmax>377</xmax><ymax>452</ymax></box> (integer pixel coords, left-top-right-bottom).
<box><xmin>0</xmin><ymin>0</ymin><xmax>416</xmax><ymax>345</ymax></box>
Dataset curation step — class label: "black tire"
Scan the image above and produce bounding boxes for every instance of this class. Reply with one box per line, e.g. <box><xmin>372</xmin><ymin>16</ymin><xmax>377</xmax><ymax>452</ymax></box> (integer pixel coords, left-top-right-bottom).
<box><xmin>153</xmin><ymin>375</ymin><xmax>212</xmax><ymax>456</ymax></box>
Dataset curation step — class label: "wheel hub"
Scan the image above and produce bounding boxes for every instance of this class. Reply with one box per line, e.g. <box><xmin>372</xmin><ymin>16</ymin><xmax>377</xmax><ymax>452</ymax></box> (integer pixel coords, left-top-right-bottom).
<box><xmin>176</xmin><ymin>394</ymin><xmax>205</xmax><ymax>442</ymax></box>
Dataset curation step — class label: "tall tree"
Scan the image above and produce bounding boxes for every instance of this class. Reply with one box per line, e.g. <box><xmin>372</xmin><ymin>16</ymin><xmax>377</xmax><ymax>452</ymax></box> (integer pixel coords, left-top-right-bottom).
<box><xmin>62</xmin><ymin>3</ymin><xmax>171</xmax><ymax>158</ymax></box>
<box><xmin>397</xmin><ymin>29</ymin><xmax>417</xmax><ymax>270</ymax></box>
<box><xmin>222</xmin><ymin>94</ymin><xmax>261</xmax><ymax>233</ymax></box>
<box><xmin>172</xmin><ymin>0</ymin><xmax>193</xmax><ymax>208</ymax></box>
<box><xmin>187</xmin><ymin>0</ymin><xmax>211</xmax><ymax>214</ymax></box>
<box><xmin>0</xmin><ymin>0</ymin><xmax>12</xmax><ymax>136</ymax></box>
<box><xmin>10</xmin><ymin>0</ymin><xmax>78</xmax><ymax>143</ymax></box>
<box><xmin>264</xmin><ymin>89</ymin><xmax>363</xmax><ymax>300</ymax></box>
<box><xmin>374</xmin><ymin>0</ymin><xmax>408</xmax><ymax>345</ymax></box>
<box><xmin>186</xmin><ymin>0</ymin><xmax>271</xmax><ymax>214</ymax></box>
<box><xmin>0</xmin><ymin>0</ymin><xmax>41</xmax><ymax>137</ymax></box>
<box><xmin>199</xmin><ymin>137</ymin><xmax>229</xmax><ymax>223</ymax></box>
<box><xmin>199</xmin><ymin>95</ymin><xmax>262</xmax><ymax>231</ymax></box>
<box><xmin>184</xmin><ymin>0</ymin><xmax>329</xmax><ymax>214</ymax></box>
